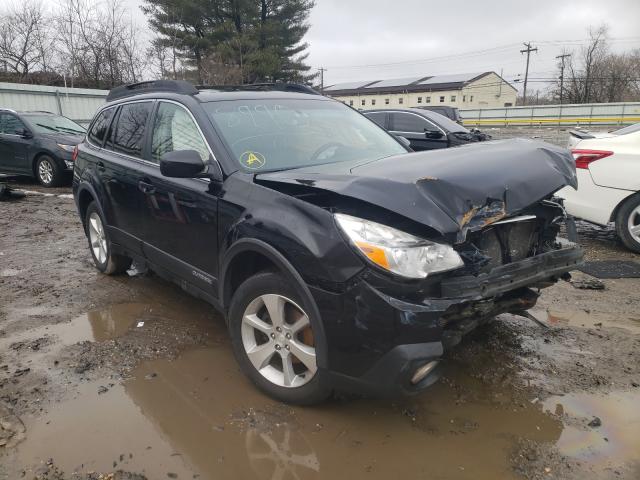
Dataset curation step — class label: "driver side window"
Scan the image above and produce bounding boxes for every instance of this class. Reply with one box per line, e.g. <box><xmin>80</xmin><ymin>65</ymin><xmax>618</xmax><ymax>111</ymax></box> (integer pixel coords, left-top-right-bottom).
<box><xmin>151</xmin><ymin>102</ymin><xmax>210</xmax><ymax>164</ymax></box>
<box><xmin>0</xmin><ymin>113</ymin><xmax>26</xmax><ymax>135</ymax></box>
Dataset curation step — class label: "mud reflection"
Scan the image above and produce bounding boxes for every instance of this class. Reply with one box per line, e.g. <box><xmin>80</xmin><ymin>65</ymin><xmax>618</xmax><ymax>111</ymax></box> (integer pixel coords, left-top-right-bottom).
<box><xmin>543</xmin><ymin>391</ymin><xmax>640</xmax><ymax>465</ymax></box>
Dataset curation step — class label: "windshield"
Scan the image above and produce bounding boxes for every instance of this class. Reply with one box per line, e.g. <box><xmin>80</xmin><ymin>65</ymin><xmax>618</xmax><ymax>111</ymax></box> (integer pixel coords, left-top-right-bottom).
<box><xmin>204</xmin><ymin>99</ymin><xmax>407</xmax><ymax>172</ymax></box>
<box><xmin>612</xmin><ymin>123</ymin><xmax>640</xmax><ymax>135</ymax></box>
<box><xmin>24</xmin><ymin>114</ymin><xmax>86</xmax><ymax>135</ymax></box>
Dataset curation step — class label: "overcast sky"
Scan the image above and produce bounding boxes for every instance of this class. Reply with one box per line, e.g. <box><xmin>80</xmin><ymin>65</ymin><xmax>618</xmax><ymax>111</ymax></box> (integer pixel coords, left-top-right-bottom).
<box><xmin>124</xmin><ymin>0</ymin><xmax>640</xmax><ymax>93</ymax></box>
<box><xmin>303</xmin><ymin>0</ymin><xmax>640</xmax><ymax>92</ymax></box>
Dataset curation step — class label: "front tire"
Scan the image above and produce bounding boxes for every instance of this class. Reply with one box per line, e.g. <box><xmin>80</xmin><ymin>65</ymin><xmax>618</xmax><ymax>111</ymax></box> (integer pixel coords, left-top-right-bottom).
<box><xmin>35</xmin><ymin>155</ymin><xmax>64</xmax><ymax>187</ymax></box>
<box><xmin>84</xmin><ymin>201</ymin><xmax>131</xmax><ymax>274</ymax></box>
<box><xmin>615</xmin><ymin>194</ymin><xmax>640</xmax><ymax>253</ymax></box>
<box><xmin>228</xmin><ymin>271</ymin><xmax>330</xmax><ymax>405</ymax></box>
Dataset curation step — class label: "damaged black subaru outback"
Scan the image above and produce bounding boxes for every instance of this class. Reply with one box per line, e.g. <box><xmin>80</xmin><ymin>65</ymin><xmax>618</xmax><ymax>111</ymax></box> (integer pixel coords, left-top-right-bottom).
<box><xmin>73</xmin><ymin>80</ymin><xmax>583</xmax><ymax>404</ymax></box>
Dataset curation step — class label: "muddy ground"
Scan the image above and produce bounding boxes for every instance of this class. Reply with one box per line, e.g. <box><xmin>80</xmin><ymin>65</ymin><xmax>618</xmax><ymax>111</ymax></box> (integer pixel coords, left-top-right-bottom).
<box><xmin>1</xmin><ymin>178</ymin><xmax>639</xmax><ymax>480</ymax></box>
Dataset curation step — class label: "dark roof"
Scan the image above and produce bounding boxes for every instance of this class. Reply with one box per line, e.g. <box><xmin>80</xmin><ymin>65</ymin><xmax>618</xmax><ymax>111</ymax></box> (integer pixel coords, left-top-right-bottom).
<box><xmin>325</xmin><ymin>72</ymin><xmax>515</xmax><ymax>96</ymax></box>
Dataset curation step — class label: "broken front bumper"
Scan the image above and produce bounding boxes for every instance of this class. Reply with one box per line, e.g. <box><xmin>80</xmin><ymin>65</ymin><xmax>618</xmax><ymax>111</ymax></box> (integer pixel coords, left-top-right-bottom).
<box><xmin>312</xmin><ymin>242</ymin><xmax>583</xmax><ymax>396</ymax></box>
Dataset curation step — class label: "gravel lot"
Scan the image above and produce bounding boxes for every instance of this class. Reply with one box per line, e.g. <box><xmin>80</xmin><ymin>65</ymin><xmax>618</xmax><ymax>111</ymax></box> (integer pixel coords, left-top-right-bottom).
<box><xmin>1</xmin><ymin>170</ymin><xmax>639</xmax><ymax>479</ymax></box>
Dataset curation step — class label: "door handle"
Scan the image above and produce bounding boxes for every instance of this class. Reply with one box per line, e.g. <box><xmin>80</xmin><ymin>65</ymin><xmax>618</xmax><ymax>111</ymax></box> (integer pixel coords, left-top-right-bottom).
<box><xmin>138</xmin><ymin>180</ymin><xmax>156</xmax><ymax>194</ymax></box>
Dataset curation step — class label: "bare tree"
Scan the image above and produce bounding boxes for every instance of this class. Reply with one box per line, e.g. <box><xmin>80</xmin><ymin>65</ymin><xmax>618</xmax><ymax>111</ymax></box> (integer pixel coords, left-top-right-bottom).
<box><xmin>551</xmin><ymin>26</ymin><xmax>640</xmax><ymax>104</ymax></box>
<box><xmin>0</xmin><ymin>1</ymin><xmax>50</xmax><ymax>80</ymax></box>
<box><xmin>53</xmin><ymin>0</ymin><xmax>147</xmax><ymax>88</ymax></box>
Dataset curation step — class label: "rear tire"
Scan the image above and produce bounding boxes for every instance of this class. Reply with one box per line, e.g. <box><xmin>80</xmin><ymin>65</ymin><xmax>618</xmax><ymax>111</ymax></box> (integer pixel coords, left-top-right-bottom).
<box><xmin>228</xmin><ymin>271</ymin><xmax>330</xmax><ymax>405</ymax></box>
<box><xmin>615</xmin><ymin>195</ymin><xmax>640</xmax><ymax>253</ymax></box>
<box><xmin>35</xmin><ymin>155</ymin><xmax>63</xmax><ymax>187</ymax></box>
<box><xmin>84</xmin><ymin>201</ymin><xmax>131</xmax><ymax>274</ymax></box>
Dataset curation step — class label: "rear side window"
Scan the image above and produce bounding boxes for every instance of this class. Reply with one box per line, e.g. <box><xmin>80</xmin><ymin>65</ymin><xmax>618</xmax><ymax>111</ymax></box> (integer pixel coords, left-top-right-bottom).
<box><xmin>151</xmin><ymin>102</ymin><xmax>209</xmax><ymax>163</ymax></box>
<box><xmin>391</xmin><ymin>112</ymin><xmax>430</xmax><ymax>133</ymax></box>
<box><xmin>88</xmin><ymin>109</ymin><xmax>114</xmax><ymax>146</ymax></box>
<box><xmin>111</xmin><ymin>102</ymin><xmax>152</xmax><ymax>158</ymax></box>
<box><xmin>365</xmin><ymin>112</ymin><xmax>386</xmax><ymax>128</ymax></box>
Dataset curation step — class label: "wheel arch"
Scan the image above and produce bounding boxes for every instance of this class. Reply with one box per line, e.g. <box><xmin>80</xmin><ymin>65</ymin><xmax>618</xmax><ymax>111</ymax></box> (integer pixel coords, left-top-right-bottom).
<box><xmin>75</xmin><ymin>182</ymin><xmax>103</xmax><ymax>228</ymax></box>
<box><xmin>31</xmin><ymin>151</ymin><xmax>57</xmax><ymax>178</ymax></box>
<box><xmin>610</xmin><ymin>190</ymin><xmax>640</xmax><ymax>223</ymax></box>
<box><xmin>220</xmin><ymin>238</ymin><xmax>328</xmax><ymax>368</ymax></box>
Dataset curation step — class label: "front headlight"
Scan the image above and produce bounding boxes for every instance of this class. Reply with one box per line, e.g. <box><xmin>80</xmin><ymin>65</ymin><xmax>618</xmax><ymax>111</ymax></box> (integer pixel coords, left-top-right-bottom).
<box><xmin>335</xmin><ymin>213</ymin><xmax>464</xmax><ymax>278</ymax></box>
<box><xmin>57</xmin><ymin>143</ymin><xmax>75</xmax><ymax>152</ymax></box>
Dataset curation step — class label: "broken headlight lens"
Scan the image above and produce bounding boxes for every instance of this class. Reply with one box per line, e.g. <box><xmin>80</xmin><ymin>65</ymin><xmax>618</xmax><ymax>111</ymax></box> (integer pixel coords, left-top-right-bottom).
<box><xmin>334</xmin><ymin>213</ymin><xmax>464</xmax><ymax>278</ymax></box>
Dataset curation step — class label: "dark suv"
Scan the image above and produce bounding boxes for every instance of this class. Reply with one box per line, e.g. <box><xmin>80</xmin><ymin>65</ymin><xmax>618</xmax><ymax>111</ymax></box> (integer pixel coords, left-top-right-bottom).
<box><xmin>0</xmin><ymin>109</ymin><xmax>86</xmax><ymax>186</ymax></box>
<box><xmin>73</xmin><ymin>80</ymin><xmax>582</xmax><ymax>404</ymax></box>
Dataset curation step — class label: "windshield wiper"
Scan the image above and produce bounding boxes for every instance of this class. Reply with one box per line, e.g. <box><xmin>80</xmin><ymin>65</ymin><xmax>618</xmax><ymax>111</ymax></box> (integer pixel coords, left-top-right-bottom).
<box><xmin>35</xmin><ymin>123</ymin><xmax>58</xmax><ymax>132</ymax></box>
<box><xmin>56</xmin><ymin>126</ymin><xmax>85</xmax><ymax>134</ymax></box>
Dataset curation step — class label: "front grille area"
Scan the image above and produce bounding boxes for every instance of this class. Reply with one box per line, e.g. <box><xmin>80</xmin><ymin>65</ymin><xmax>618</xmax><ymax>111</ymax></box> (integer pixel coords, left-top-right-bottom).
<box><xmin>456</xmin><ymin>219</ymin><xmax>542</xmax><ymax>275</ymax></box>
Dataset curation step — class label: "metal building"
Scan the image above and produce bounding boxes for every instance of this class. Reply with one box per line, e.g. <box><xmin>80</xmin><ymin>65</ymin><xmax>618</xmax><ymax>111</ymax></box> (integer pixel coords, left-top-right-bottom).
<box><xmin>325</xmin><ymin>72</ymin><xmax>517</xmax><ymax>110</ymax></box>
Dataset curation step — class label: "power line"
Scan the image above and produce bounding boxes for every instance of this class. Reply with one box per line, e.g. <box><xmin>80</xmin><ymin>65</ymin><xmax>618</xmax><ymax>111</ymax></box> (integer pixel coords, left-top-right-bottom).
<box><xmin>316</xmin><ymin>36</ymin><xmax>640</xmax><ymax>73</ymax></box>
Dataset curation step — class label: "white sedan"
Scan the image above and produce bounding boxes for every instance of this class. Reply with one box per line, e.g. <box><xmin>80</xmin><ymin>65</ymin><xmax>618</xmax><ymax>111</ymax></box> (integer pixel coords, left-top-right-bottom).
<box><xmin>558</xmin><ymin>123</ymin><xmax>640</xmax><ymax>252</ymax></box>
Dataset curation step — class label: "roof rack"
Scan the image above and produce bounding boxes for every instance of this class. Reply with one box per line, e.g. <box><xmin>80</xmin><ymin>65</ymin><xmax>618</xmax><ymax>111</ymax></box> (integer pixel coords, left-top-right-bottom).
<box><xmin>106</xmin><ymin>80</ymin><xmax>198</xmax><ymax>102</ymax></box>
<box><xmin>0</xmin><ymin>107</ymin><xmax>17</xmax><ymax>113</ymax></box>
<box><xmin>25</xmin><ymin>110</ymin><xmax>55</xmax><ymax>114</ymax></box>
<box><xmin>106</xmin><ymin>80</ymin><xmax>320</xmax><ymax>103</ymax></box>
<box><xmin>197</xmin><ymin>83</ymin><xmax>320</xmax><ymax>95</ymax></box>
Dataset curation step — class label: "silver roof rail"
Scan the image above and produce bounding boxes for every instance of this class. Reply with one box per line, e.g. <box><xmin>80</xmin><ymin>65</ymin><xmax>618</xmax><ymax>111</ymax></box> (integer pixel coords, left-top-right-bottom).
<box><xmin>0</xmin><ymin>107</ymin><xmax>17</xmax><ymax>113</ymax></box>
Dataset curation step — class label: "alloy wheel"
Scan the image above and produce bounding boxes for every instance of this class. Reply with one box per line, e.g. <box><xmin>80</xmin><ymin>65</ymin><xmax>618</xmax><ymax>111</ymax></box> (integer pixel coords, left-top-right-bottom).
<box><xmin>38</xmin><ymin>159</ymin><xmax>54</xmax><ymax>185</ymax></box>
<box><xmin>241</xmin><ymin>294</ymin><xmax>317</xmax><ymax>388</ymax></box>
<box><xmin>88</xmin><ymin>212</ymin><xmax>108</xmax><ymax>264</ymax></box>
<box><xmin>628</xmin><ymin>206</ymin><xmax>640</xmax><ymax>244</ymax></box>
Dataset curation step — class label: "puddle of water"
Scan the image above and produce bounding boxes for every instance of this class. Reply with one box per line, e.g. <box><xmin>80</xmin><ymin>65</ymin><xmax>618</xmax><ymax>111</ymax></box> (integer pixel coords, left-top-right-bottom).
<box><xmin>0</xmin><ymin>303</ymin><xmax>152</xmax><ymax>355</ymax></box>
<box><xmin>543</xmin><ymin>391</ymin><xmax>640</xmax><ymax>468</ymax></box>
<box><xmin>10</xmin><ymin>345</ymin><xmax>564</xmax><ymax>480</ymax></box>
<box><xmin>532</xmin><ymin>309</ymin><xmax>640</xmax><ymax>334</ymax></box>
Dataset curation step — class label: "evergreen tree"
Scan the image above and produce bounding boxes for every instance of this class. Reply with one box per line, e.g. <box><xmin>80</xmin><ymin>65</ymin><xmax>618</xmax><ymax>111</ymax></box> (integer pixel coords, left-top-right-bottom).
<box><xmin>141</xmin><ymin>0</ymin><xmax>315</xmax><ymax>84</ymax></box>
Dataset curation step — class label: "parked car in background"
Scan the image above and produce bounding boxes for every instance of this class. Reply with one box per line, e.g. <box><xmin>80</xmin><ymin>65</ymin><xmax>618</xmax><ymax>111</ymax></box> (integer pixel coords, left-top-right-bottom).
<box><xmin>74</xmin><ymin>80</ymin><xmax>582</xmax><ymax>404</ymax></box>
<box><xmin>558</xmin><ymin>123</ymin><xmax>640</xmax><ymax>252</ymax></box>
<box><xmin>0</xmin><ymin>109</ymin><xmax>86</xmax><ymax>187</ymax></box>
<box><xmin>415</xmin><ymin>105</ymin><xmax>463</xmax><ymax>124</ymax></box>
<box><xmin>364</xmin><ymin>108</ymin><xmax>488</xmax><ymax>151</ymax></box>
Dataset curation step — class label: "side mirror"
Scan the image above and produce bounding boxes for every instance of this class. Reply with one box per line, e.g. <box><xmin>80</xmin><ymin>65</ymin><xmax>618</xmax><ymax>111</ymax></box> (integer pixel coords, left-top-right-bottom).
<box><xmin>394</xmin><ymin>135</ymin><xmax>411</xmax><ymax>149</ymax></box>
<box><xmin>19</xmin><ymin>128</ymin><xmax>33</xmax><ymax>139</ymax></box>
<box><xmin>425</xmin><ymin>130</ymin><xmax>444</xmax><ymax>140</ymax></box>
<box><xmin>160</xmin><ymin>150</ymin><xmax>205</xmax><ymax>178</ymax></box>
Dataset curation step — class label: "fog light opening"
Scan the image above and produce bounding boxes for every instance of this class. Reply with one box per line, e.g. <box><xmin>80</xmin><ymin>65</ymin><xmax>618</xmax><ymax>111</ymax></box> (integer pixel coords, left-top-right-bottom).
<box><xmin>410</xmin><ymin>360</ymin><xmax>439</xmax><ymax>385</ymax></box>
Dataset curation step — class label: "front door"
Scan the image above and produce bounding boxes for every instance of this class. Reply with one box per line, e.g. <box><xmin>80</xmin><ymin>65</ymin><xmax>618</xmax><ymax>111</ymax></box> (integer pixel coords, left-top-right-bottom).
<box><xmin>138</xmin><ymin>101</ymin><xmax>220</xmax><ymax>292</ymax></box>
<box><xmin>389</xmin><ymin>112</ymin><xmax>448</xmax><ymax>151</ymax></box>
<box><xmin>0</xmin><ymin>112</ymin><xmax>31</xmax><ymax>174</ymax></box>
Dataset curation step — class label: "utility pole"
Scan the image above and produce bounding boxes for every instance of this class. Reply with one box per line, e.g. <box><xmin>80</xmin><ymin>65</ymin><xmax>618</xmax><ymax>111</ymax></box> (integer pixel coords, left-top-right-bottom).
<box><xmin>520</xmin><ymin>42</ymin><xmax>538</xmax><ymax>105</ymax></box>
<box><xmin>556</xmin><ymin>53</ymin><xmax>571</xmax><ymax>105</ymax></box>
<box><xmin>318</xmin><ymin>67</ymin><xmax>327</xmax><ymax>94</ymax></box>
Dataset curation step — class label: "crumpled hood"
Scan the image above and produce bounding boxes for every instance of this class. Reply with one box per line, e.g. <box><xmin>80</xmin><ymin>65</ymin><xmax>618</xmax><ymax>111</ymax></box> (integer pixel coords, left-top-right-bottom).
<box><xmin>256</xmin><ymin>138</ymin><xmax>577</xmax><ymax>242</ymax></box>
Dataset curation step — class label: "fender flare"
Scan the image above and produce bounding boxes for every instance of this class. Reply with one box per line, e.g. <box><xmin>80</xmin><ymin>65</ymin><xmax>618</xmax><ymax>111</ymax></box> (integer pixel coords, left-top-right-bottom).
<box><xmin>220</xmin><ymin>237</ymin><xmax>328</xmax><ymax>369</ymax></box>
<box><xmin>75</xmin><ymin>181</ymin><xmax>104</xmax><ymax>222</ymax></box>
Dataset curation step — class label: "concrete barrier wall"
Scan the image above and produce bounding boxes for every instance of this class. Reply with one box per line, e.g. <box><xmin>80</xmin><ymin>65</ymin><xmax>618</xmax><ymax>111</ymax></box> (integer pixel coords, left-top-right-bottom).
<box><xmin>461</xmin><ymin>102</ymin><xmax>640</xmax><ymax>127</ymax></box>
<box><xmin>0</xmin><ymin>82</ymin><xmax>108</xmax><ymax>125</ymax></box>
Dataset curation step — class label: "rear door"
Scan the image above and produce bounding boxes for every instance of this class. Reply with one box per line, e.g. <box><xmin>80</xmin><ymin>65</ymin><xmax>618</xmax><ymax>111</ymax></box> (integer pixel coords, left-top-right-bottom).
<box><xmin>0</xmin><ymin>113</ymin><xmax>31</xmax><ymax>173</ymax></box>
<box><xmin>137</xmin><ymin>100</ymin><xmax>220</xmax><ymax>291</ymax></box>
<box><xmin>389</xmin><ymin>112</ymin><xmax>448</xmax><ymax>151</ymax></box>
<box><xmin>97</xmin><ymin>101</ymin><xmax>154</xmax><ymax>255</ymax></box>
